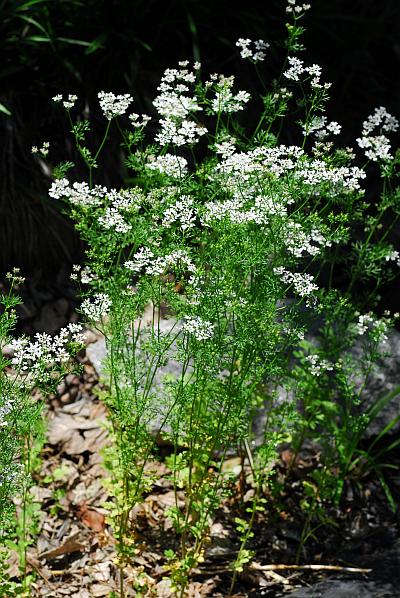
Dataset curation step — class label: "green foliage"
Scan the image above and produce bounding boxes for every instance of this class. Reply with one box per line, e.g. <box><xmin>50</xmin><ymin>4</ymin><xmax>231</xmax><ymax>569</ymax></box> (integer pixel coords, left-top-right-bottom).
<box><xmin>0</xmin><ymin>269</ymin><xmax>83</xmax><ymax>593</ymax></box>
<box><xmin>37</xmin><ymin>3</ymin><xmax>400</xmax><ymax>595</ymax></box>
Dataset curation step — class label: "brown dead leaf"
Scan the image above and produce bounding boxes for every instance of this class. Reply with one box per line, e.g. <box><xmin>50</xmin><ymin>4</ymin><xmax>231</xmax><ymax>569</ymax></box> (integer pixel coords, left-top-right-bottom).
<box><xmin>48</xmin><ymin>412</ymin><xmax>100</xmax><ymax>445</ymax></box>
<box><xmin>40</xmin><ymin>534</ymin><xmax>86</xmax><ymax>560</ymax></box>
<box><xmin>77</xmin><ymin>504</ymin><xmax>106</xmax><ymax>532</ymax></box>
<box><xmin>280</xmin><ymin>449</ymin><xmax>294</xmax><ymax>467</ymax></box>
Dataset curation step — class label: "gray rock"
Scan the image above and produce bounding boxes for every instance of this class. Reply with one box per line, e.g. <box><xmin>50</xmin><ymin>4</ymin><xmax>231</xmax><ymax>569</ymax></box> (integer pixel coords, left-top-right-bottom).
<box><xmin>33</xmin><ymin>297</ymin><xmax>69</xmax><ymax>334</ymax></box>
<box><xmin>85</xmin><ymin>316</ymin><xmax>400</xmax><ymax>442</ymax></box>
<box><xmin>85</xmin><ymin>335</ymin><xmax>108</xmax><ymax>379</ymax></box>
<box><xmin>289</xmin><ymin>579</ymin><xmax>396</xmax><ymax>597</ymax></box>
<box><xmin>356</xmin><ymin>330</ymin><xmax>400</xmax><ymax>438</ymax></box>
<box><xmin>85</xmin><ymin>314</ymin><xmax>187</xmax><ymax>438</ymax></box>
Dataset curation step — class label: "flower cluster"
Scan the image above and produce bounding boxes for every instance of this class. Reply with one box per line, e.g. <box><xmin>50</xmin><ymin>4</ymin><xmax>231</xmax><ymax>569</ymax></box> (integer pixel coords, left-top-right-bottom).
<box><xmin>236</xmin><ymin>38</ymin><xmax>270</xmax><ymax>62</ymax></box>
<box><xmin>294</xmin><ymin>160</ymin><xmax>365</xmax><ymax>192</ymax></box>
<box><xmin>303</xmin><ymin>116</ymin><xmax>341</xmax><ymax>139</ymax></box>
<box><xmin>146</xmin><ymin>154</ymin><xmax>188</xmax><ymax>178</ymax></box>
<box><xmin>210</xmin><ymin>75</ymin><xmax>251</xmax><ymax>113</ymax></box>
<box><xmin>98</xmin><ymin>91</ymin><xmax>133</xmax><ymax>120</ymax></box>
<box><xmin>304</xmin><ymin>354</ymin><xmax>334</xmax><ymax>376</ymax></box>
<box><xmin>125</xmin><ymin>248</ymin><xmax>195</xmax><ymax>277</ymax></box>
<box><xmin>152</xmin><ymin>62</ymin><xmax>207</xmax><ymax>147</ymax></box>
<box><xmin>129</xmin><ymin>113</ymin><xmax>151</xmax><ymax>128</ymax></box>
<box><xmin>360</xmin><ymin>106</ymin><xmax>398</xmax><ymax>135</ymax></box>
<box><xmin>214</xmin><ymin>137</ymin><xmax>237</xmax><ymax>158</ymax></box>
<box><xmin>156</xmin><ymin>118</ymin><xmax>207</xmax><ymax>147</ymax></box>
<box><xmin>71</xmin><ymin>265</ymin><xmax>97</xmax><ymax>284</ymax></box>
<box><xmin>215</xmin><ymin>145</ymin><xmax>304</xmax><ymax>184</ymax></box>
<box><xmin>285</xmin><ymin>222</ymin><xmax>331</xmax><ymax>258</ymax></box>
<box><xmin>357</xmin><ymin>106</ymin><xmax>399</xmax><ymax>162</ymax></box>
<box><xmin>0</xmin><ymin>395</ymin><xmax>15</xmax><ymax>429</ymax></box>
<box><xmin>161</xmin><ymin>195</ymin><xmax>196</xmax><ymax>230</ymax></box>
<box><xmin>385</xmin><ymin>248</ymin><xmax>400</xmax><ymax>267</ymax></box>
<box><xmin>49</xmin><ymin>179</ymin><xmax>104</xmax><ymax>206</ymax></box>
<box><xmin>153</xmin><ymin>62</ymin><xmax>201</xmax><ymax>118</ymax></box>
<box><xmin>274</xmin><ymin>267</ymin><xmax>318</xmax><ymax>297</ymax></box>
<box><xmin>284</xmin><ymin>58</ymin><xmax>330</xmax><ymax>89</ymax></box>
<box><xmin>31</xmin><ymin>141</ymin><xmax>50</xmax><ymax>157</ymax></box>
<box><xmin>201</xmin><ymin>193</ymin><xmax>288</xmax><ymax>227</ymax></box>
<box><xmin>182</xmin><ymin>316</ymin><xmax>214</xmax><ymax>341</ymax></box>
<box><xmin>352</xmin><ymin>312</ymin><xmax>394</xmax><ymax>343</ymax></box>
<box><xmin>52</xmin><ymin>94</ymin><xmax>78</xmax><ymax>109</ymax></box>
<box><xmin>10</xmin><ymin>323</ymin><xmax>84</xmax><ymax>376</ymax></box>
<box><xmin>285</xmin><ymin>0</ymin><xmax>311</xmax><ymax>15</ymax></box>
<box><xmin>81</xmin><ymin>293</ymin><xmax>112</xmax><ymax>321</ymax></box>
<box><xmin>50</xmin><ymin>180</ymin><xmax>142</xmax><ymax>233</ymax></box>
<box><xmin>212</xmin><ymin>144</ymin><xmax>364</xmax><ymax>193</ymax></box>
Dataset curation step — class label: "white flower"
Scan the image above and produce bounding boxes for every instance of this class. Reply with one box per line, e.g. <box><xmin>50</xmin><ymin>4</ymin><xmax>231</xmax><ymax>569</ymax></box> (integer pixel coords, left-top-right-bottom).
<box><xmin>284</xmin><ymin>58</ymin><xmax>328</xmax><ymax>88</ymax></box>
<box><xmin>71</xmin><ymin>265</ymin><xmax>97</xmax><ymax>284</ymax></box>
<box><xmin>284</xmin><ymin>222</ymin><xmax>330</xmax><ymax>258</ymax></box>
<box><xmin>211</xmin><ymin>76</ymin><xmax>251</xmax><ymax>113</ymax></box>
<box><xmin>182</xmin><ymin>316</ymin><xmax>214</xmax><ymax>341</ymax></box>
<box><xmin>286</xmin><ymin>0</ymin><xmax>311</xmax><ymax>14</ymax></box>
<box><xmin>129</xmin><ymin>113</ymin><xmax>151</xmax><ymax>128</ymax></box>
<box><xmin>63</xmin><ymin>94</ymin><xmax>78</xmax><ymax>110</ymax></box>
<box><xmin>327</xmin><ymin>121</ymin><xmax>341</xmax><ymax>135</ymax></box>
<box><xmin>81</xmin><ymin>293</ymin><xmax>112</xmax><ymax>320</ymax></box>
<box><xmin>156</xmin><ymin>118</ymin><xmax>207</xmax><ymax>146</ymax></box>
<box><xmin>357</xmin><ymin>134</ymin><xmax>393</xmax><ymax>162</ymax></box>
<box><xmin>145</xmin><ymin>249</ymin><xmax>195</xmax><ymax>277</ymax></box>
<box><xmin>304</xmin><ymin>354</ymin><xmax>333</xmax><ymax>376</ymax></box>
<box><xmin>385</xmin><ymin>248</ymin><xmax>400</xmax><ymax>266</ymax></box>
<box><xmin>161</xmin><ymin>195</ymin><xmax>196</xmax><ymax>230</ymax></box>
<box><xmin>49</xmin><ymin>178</ymin><xmax>70</xmax><ymax>199</ymax></box>
<box><xmin>125</xmin><ymin>248</ymin><xmax>195</xmax><ymax>276</ymax></box>
<box><xmin>0</xmin><ymin>395</ymin><xmax>15</xmax><ymax>429</ymax></box>
<box><xmin>10</xmin><ymin>323</ymin><xmax>84</xmax><ymax>375</ymax></box>
<box><xmin>153</xmin><ymin>64</ymin><xmax>201</xmax><ymax>120</ymax></box>
<box><xmin>125</xmin><ymin>247</ymin><xmax>155</xmax><ymax>272</ymax></box>
<box><xmin>98</xmin><ymin>207</ymin><xmax>132</xmax><ymax>233</ymax></box>
<box><xmin>214</xmin><ymin>138</ymin><xmax>236</xmax><ymax>158</ymax></box>
<box><xmin>236</xmin><ymin>38</ymin><xmax>270</xmax><ymax>62</ymax></box>
<box><xmin>303</xmin><ymin>117</ymin><xmax>341</xmax><ymax>139</ymax></box>
<box><xmin>146</xmin><ymin>154</ymin><xmax>188</xmax><ymax>178</ymax></box>
<box><xmin>353</xmin><ymin>313</ymin><xmax>389</xmax><ymax>342</ymax></box>
<box><xmin>274</xmin><ymin>267</ymin><xmax>318</xmax><ymax>297</ymax></box>
<box><xmin>31</xmin><ymin>141</ymin><xmax>50</xmax><ymax>157</ymax></box>
<box><xmin>357</xmin><ymin>107</ymin><xmax>398</xmax><ymax>162</ymax></box>
<box><xmin>283</xmin><ymin>57</ymin><xmax>305</xmax><ymax>81</ymax></box>
<box><xmin>361</xmin><ymin>106</ymin><xmax>398</xmax><ymax>136</ymax></box>
<box><xmin>51</xmin><ymin>93</ymin><xmax>78</xmax><ymax>109</ymax></box>
<box><xmin>98</xmin><ymin>91</ymin><xmax>133</xmax><ymax>120</ymax></box>
<box><xmin>153</xmin><ymin>92</ymin><xmax>201</xmax><ymax>119</ymax></box>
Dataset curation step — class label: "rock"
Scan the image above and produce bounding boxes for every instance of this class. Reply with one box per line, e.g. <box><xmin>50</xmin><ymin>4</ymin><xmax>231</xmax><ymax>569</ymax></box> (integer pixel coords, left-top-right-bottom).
<box><xmin>289</xmin><ymin>579</ymin><xmax>395</xmax><ymax>597</ymax></box>
<box><xmin>65</xmin><ymin>373</ymin><xmax>80</xmax><ymax>386</ymax></box>
<box><xmin>85</xmin><ymin>313</ymin><xmax>186</xmax><ymax>438</ymax></box>
<box><xmin>85</xmin><ymin>336</ymin><xmax>108</xmax><ymax>380</ymax></box>
<box><xmin>33</xmin><ymin>298</ymin><xmax>69</xmax><ymax>334</ymax></box>
<box><xmin>85</xmin><ymin>308</ymin><xmax>400</xmax><ymax>442</ymax></box>
<box><xmin>356</xmin><ymin>330</ymin><xmax>400</xmax><ymax>438</ymax></box>
<box><xmin>83</xmin><ymin>329</ymin><xmax>98</xmax><ymax>345</ymax></box>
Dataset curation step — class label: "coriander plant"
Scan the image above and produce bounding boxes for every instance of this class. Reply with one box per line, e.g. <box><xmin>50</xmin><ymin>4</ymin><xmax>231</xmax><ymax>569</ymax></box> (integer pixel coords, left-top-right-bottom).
<box><xmin>0</xmin><ymin>269</ymin><xmax>84</xmax><ymax>595</ymax></box>
<box><xmin>40</xmin><ymin>0</ymin><xmax>400</xmax><ymax>593</ymax></box>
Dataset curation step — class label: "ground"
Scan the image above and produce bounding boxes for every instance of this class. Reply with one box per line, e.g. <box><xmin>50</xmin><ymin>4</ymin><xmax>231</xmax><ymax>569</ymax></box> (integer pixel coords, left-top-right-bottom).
<box><xmin>9</xmin><ymin>334</ymin><xmax>399</xmax><ymax>597</ymax></box>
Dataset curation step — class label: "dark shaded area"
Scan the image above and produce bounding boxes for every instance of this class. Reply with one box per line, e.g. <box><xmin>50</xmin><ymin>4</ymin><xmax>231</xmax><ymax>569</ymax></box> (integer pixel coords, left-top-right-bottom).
<box><xmin>0</xmin><ymin>0</ymin><xmax>399</xmax><ymax>278</ymax></box>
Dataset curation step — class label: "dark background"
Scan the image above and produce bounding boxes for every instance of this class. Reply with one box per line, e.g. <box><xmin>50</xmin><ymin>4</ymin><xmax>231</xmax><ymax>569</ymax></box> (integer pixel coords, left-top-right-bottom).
<box><xmin>1</xmin><ymin>0</ymin><xmax>399</xmax><ymax>329</ymax></box>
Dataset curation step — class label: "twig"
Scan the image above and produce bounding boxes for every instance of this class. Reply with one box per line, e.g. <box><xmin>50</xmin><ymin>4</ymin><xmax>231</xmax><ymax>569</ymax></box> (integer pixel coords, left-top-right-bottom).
<box><xmin>250</xmin><ymin>562</ymin><xmax>372</xmax><ymax>574</ymax></box>
<box><xmin>26</xmin><ymin>556</ymin><xmax>51</xmax><ymax>586</ymax></box>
